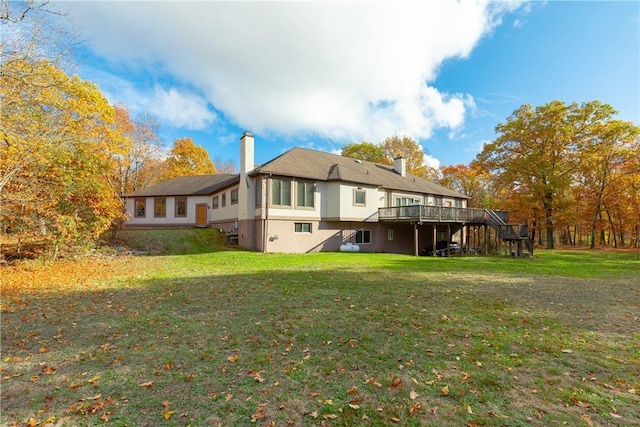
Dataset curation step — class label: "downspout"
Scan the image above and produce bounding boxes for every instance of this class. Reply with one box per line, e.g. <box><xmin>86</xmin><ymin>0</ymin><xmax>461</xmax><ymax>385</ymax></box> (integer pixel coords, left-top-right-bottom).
<box><xmin>263</xmin><ymin>174</ymin><xmax>271</xmax><ymax>253</ymax></box>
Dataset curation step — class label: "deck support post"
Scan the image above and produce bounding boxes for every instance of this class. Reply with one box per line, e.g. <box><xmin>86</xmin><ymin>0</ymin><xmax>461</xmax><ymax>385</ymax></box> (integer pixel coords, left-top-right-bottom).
<box><xmin>432</xmin><ymin>226</ymin><xmax>437</xmax><ymax>257</ymax></box>
<box><xmin>447</xmin><ymin>224</ymin><xmax>451</xmax><ymax>256</ymax></box>
<box><xmin>484</xmin><ymin>224</ymin><xmax>489</xmax><ymax>255</ymax></box>
<box><xmin>413</xmin><ymin>223</ymin><xmax>419</xmax><ymax>256</ymax></box>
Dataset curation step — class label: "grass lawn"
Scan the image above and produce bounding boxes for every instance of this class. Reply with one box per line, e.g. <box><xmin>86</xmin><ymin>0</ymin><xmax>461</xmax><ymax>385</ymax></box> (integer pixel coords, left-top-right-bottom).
<box><xmin>1</xmin><ymin>229</ymin><xmax>639</xmax><ymax>426</ymax></box>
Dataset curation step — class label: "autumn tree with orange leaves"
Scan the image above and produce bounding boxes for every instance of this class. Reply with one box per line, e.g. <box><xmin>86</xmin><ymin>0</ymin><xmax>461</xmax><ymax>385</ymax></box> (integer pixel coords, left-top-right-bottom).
<box><xmin>476</xmin><ymin>100</ymin><xmax>639</xmax><ymax>249</ymax></box>
<box><xmin>162</xmin><ymin>137</ymin><xmax>216</xmax><ymax>180</ymax></box>
<box><xmin>1</xmin><ymin>59</ymin><xmax>126</xmax><ymax>257</ymax></box>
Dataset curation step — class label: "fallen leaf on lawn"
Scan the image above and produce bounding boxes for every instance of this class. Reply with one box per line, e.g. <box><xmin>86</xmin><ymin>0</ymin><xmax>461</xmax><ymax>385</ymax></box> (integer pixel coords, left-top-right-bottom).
<box><xmin>410</xmin><ymin>390</ymin><xmax>419</xmax><ymax>400</ymax></box>
<box><xmin>570</xmin><ymin>395</ymin><xmax>590</xmax><ymax>408</ymax></box>
<box><xmin>39</xmin><ymin>346</ymin><xmax>48</xmax><ymax>353</ymax></box>
<box><xmin>347</xmin><ymin>386</ymin><xmax>358</xmax><ymax>395</ymax></box>
<box><xmin>579</xmin><ymin>414</ymin><xmax>594</xmax><ymax>426</ymax></box>
<box><xmin>251</xmin><ymin>404</ymin><xmax>266</xmax><ymax>422</ymax></box>
<box><xmin>390</xmin><ymin>417</ymin><xmax>400</xmax><ymax>422</ymax></box>
<box><xmin>227</xmin><ymin>355</ymin><xmax>239</xmax><ymax>362</ymax></box>
<box><xmin>163</xmin><ymin>410</ymin><xmax>174</xmax><ymax>420</ymax></box>
<box><xmin>610</xmin><ymin>413</ymin><xmax>622</xmax><ymax>419</ymax></box>
<box><xmin>161</xmin><ymin>400</ymin><xmax>170</xmax><ymax>407</ymax></box>
<box><xmin>42</xmin><ymin>366</ymin><xmax>56</xmax><ymax>375</ymax></box>
<box><xmin>310</xmin><ymin>411</ymin><xmax>318</xmax><ymax>419</ymax></box>
<box><xmin>225</xmin><ymin>393</ymin><xmax>233</xmax><ymax>402</ymax></box>
<box><xmin>323</xmin><ymin>413</ymin><xmax>338</xmax><ymax>419</ymax></box>
<box><xmin>441</xmin><ymin>385</ymin><xmax>450</xmax><ymax>396</ymax></box>
<box><xmin>409</xmin><ymin>401</ymin><xmax>422</xmax><ymax>416</ymax></box>
<box><xmin>561</xmin><ymin>349</ymin><xmax>573</xmax><ymax>354</ymax></box>
<box><xmin>30</xmin><ymin>375</ymin><xmax>40</xmax><ymax>383</ymax></box>
<box><xmin>467</xmin><ymin>405</ymin><xmax>473</xmax><ymax>414</ymax></box>
<box><xmin>139</xmin><ymin>381</ymin><xmax>154</xmax><ymax>388</ymax></box>
<box><xmin>390</xmin><ymin>375</ymin><xmax>403</xmax><ymax>388</ymax></box>
<box><xmin>87</xmin><ymin>376</ymin><xmax>100</xmax><ymax>383</ymax></box>
<box><xmin>348</xmin><ymin>404</ymin><xmax>360</xmax><ymax>410</ymax></box>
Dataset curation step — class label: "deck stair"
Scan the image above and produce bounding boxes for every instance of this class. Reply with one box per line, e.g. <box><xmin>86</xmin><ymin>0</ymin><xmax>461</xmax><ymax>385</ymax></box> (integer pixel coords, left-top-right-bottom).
<box><xmin>485</xmin><ymin>209</ymin><xmax>534</xmax><ymax>256</ymax></box>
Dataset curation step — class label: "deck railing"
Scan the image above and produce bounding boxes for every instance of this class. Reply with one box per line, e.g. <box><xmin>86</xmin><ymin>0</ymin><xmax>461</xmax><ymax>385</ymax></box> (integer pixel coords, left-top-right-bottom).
<box><xmin>378</xmin><ymin>205</ymin><xmax>509</xmax><ymax>224</ymax></box>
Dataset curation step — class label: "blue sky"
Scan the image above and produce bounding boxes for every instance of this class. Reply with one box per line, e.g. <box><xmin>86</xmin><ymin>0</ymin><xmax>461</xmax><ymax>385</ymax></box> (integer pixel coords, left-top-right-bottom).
<box><xmin>65</xmin><ymin>1</ymin><xmax>639</xmax><ymax>170</ymax></box>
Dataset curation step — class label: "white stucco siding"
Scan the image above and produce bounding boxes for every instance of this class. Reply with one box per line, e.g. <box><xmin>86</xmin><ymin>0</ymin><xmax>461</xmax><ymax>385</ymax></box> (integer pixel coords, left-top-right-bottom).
<box><xmin>337</xmin><ymin>183</ymin><xmax>379</xmax><ymax>221</ymax></box>
<box><xmin>124</xmin><ymin>195</ymin><xmax>211</xmax><ymax>226</ymax></box>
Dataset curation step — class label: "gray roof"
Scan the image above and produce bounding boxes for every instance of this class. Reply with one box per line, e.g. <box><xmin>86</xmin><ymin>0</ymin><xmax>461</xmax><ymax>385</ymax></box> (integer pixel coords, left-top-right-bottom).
<box><xmin>251</xmin><ymin>147</ymin><xmax>468</xmax><ymax>199</ymax></box>
<box><xmin>124</xmin><ymin>174</ymin><xmax>239</xmax><ymax>197</ymax></box>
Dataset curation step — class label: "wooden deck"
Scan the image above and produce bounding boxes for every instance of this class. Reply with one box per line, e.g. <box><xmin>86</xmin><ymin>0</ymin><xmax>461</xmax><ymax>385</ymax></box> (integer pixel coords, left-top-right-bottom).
<box><xmin>377</xmin><ymin>205</ymin><xmax>509</xmax><ymax>225</ymax></box>
<box><xmin>378</xmin><ymin>205</ymin><xmax>533</xmax><ymax>256</ymax></box>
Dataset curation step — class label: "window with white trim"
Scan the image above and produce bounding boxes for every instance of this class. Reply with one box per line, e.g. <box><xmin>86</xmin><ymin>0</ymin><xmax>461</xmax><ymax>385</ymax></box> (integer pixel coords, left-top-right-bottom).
<box><xmin>354</xmin><ymin>189</ymin><xmax>366</xmax><ymax>206</ymax></box>
<box><xmin>388</xmin><ymin>229</ymin><xmax>394</xmax><ymax>241</ymax></box>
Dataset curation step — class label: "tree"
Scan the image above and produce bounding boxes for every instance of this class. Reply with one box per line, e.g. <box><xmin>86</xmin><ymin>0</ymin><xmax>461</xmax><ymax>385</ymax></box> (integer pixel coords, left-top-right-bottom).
<box><xmin>163</xmin><ymin>137</ymin><xmax>216</xmax><ymax>179</ymax></box>
<box><xmin>111</xmin><ymin>105</ymin><xmax>164</xmax><ymax>196</ymax></box>
<box><xmin>439</xmin><ymin>163</ymin><xmax>492</xmax><ymax>208</ymax></box>
<box><xmin>1</xmin><ymin>59</ymin><xmax>125</xmax><ymax>256</ymax></box>
<box><xmin>575</xmin><ymin>106</ymin><xmax>640</xmax><ymax>248</ymax></box>
<box><xmin>475</xmin><ymin>100</ymin><xmax>637</xmax><ymax>249</ymax></box>
<box><xmin>380</xmin><ymin>135</ymin><xmax>426</xmax><ymax>175</ymax></box>
<box><xmin>476</xmin><ymin>101</ymin><xmax>579</xmax><ymax>249</ymax></box>
<box><xmin>341</xmin><ymin>141</ymin><xmax>390</xmax><ymax>164</ymax></box>
<box><xmin>213</xmin><ymin>156</ymin><xmax>239</xmax><ymax>174</ymax></box>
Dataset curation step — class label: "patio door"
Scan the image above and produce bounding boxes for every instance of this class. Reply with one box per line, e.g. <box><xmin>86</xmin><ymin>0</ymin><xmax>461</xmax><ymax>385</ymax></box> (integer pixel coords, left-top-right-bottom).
<box><xmin>196</xmin><ymin>203</ymin><xmax>207</xmax><ymax>227</ymax></box>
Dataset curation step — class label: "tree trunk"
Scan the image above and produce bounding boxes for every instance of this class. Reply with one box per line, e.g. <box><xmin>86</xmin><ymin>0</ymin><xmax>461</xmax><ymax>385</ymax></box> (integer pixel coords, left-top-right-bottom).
<box><xmin>544</xmin><ymin>191</ymin><xmax>554</xmax><ymax>249</ymax></box>
<box><xmin>590</xmin><ymin>201</ymin><xmax>601</xmax><ymax>249</ymax></box>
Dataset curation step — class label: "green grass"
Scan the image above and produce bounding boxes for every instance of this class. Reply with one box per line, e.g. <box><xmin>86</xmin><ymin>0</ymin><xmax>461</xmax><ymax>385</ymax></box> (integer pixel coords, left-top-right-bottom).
<box><xmin>2</xmin><ymin>229</ymin><xmax>639</xmax><ymax>426</ymax></box>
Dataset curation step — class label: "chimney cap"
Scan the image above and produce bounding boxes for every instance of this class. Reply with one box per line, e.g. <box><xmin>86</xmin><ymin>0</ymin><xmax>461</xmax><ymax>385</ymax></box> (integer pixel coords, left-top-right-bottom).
<box><xmin>241</xmin><ymin>131</ymin><xmax>253</xmax><ymax>138</ymax></box>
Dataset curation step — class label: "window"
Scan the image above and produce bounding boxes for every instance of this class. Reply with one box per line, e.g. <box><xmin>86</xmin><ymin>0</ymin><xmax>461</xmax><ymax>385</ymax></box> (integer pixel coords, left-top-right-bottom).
<box><xmin>175</xmin><ymin>197</ymin><xmax>187</xmax><ymax>217</ymax></box>
<box><xmin>434</xmin><ymin>196</ymin><xmax>443</xmax><ymax>206</ymax></box>
<box><xmin>455</xmin><ymin>199</ymin><xmax>463</xmax><ymax>208</ymax></box>
<box><xmin>354</xmin><ymin>189</ymin><xmax>366</xmax><ymax>206</ymax></box>
<box><xmin>296</xmin><ymin>180</ymin><xmax>314</xmax><ymax>208</ymax></box>
<box><xmin>388</xmin><ymin>229</ymin><xmax>394</xmax><ymax>241</ymax></box>
<box><xmin>355</xmin><ymin>229</ymin><xmax>371</xmax><ymax>244</ymax></box>
<box><xmin>154</xmin><ymin>197</ymin><xmax>166</xmax><ymax>217</ymax></box>
<box><xmin>271</xmin><ymin>178</ymin><xmax>291</xmax><ymax>206</ymax></box>
<box><xmin>212</xmin><ymin>196</ymin><xmax>219</xmax><ymax>209</ymax></box>
<box><xmin>221</xmin><ymin>193</ymin><xmax>226</xmax><ymax>207</ymax></box>
<box><xmin>255</xmin><ymin>178</ymin><xmax>262</xmax><ymax>208</ymax></box>
<box><xmin>231</xmin><ymin>189</ymin><xmax>238</xmax><ymax>205</ymax></box>
<box><xmin>294</xmin><ymin>222</ymin><xmax>312</xmax><ymax>233</ymax></box>
<box><xmin>134</xmin><ymin>198</ymin><xmax>146</xmax><ymax>218</ymax></box>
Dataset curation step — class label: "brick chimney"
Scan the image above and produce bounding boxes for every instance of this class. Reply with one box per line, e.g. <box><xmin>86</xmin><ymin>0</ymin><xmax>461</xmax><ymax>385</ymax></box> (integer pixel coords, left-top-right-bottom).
<box><xmin>394</xmin><ymin>156</ymin><xmax>406</xmax><ymax>177</ymax></box>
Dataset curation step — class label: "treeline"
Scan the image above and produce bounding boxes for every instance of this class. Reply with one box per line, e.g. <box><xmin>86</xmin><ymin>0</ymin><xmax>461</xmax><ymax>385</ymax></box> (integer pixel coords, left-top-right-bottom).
<box><xmin>0</xmin><ymin>1</ymin><xmax>232</xmax><ymax>258</ymax></box>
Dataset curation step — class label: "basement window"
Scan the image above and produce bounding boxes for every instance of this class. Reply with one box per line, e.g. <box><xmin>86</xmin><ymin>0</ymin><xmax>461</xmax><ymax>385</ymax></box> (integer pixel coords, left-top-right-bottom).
<box><xmin>295</xmin><ymin>223</ymin><xmax>312</xmax><ymax>233</ymax></box>
<box><xmin>355</xmin><ymin>229</ymin><xmax>371</xmax><ymax>244</ymax></box>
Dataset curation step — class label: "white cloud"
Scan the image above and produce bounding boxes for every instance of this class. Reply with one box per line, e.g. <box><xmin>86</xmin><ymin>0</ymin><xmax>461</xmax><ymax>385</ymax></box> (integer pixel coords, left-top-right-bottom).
<box><xmin>144</xmin><ymin>86</ymin><xmax>216</xmax><ymax>130</ymax></box>
<box><xmin>423</xmin><ymin>154</ymin><xmax>441</xmax><ymax>170</ymax></box>
<box><xmin>68</xmin><ymin>1</ymin><xmax>525</xmax><ymax>142</ymax></box>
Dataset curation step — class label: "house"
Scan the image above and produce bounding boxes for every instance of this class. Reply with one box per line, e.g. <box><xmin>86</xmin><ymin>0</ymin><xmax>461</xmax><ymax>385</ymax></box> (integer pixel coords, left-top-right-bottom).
<box><xmin>125</xmin><ymin>132</ymin><xmax>527</xmax><ymax>255</ymax></box>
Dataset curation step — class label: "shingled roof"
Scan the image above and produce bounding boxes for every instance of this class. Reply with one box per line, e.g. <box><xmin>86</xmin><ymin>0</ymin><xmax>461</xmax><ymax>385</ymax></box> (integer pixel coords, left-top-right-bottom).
<box><xmin>251</xmin><ymin>147</ymin><xmax>468</xmax><ymax>199</ymax></box>
<box><xmin>124</xmin><ymin>174</ymin><xmax>239</xmax><ymax>197</ymax></box>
